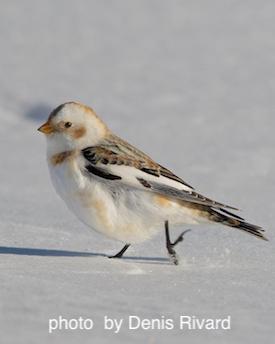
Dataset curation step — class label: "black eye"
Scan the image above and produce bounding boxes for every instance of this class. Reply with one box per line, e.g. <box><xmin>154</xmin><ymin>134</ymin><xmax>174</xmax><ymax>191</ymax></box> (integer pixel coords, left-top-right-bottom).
<box><xmin>64</xmin><ymin>122</ymin><xmax>72</xmax><ymax>128</ymax></box>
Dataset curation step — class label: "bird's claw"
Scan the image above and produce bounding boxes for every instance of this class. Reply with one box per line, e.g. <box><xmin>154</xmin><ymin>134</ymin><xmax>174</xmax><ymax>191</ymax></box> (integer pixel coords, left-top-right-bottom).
<box><xmin>171</xmin><ymin>229</ymin><xmax>191</xmax><ymax>247</ymax></box>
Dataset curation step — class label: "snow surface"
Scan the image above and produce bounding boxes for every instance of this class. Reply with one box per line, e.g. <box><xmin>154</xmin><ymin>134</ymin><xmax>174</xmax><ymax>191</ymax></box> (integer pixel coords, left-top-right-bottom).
<box><xmin>0</xmin><ymin>1</ymin><xmax>275</xmax><ymax>343</ymax></box>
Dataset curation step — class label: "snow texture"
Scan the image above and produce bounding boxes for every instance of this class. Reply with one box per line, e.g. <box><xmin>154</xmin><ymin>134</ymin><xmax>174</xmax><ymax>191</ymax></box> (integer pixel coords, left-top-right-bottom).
<box><xmin>0</xmin><ymin>1</ymin><xmax>274</xmax><ymax>343</ymax></box>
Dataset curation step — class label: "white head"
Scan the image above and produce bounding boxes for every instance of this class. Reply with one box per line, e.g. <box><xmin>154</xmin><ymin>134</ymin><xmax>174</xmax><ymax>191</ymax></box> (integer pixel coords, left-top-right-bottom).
<box><xmin>38</xmin><ymin>102</ymin><xmax>109</xmax><ymax>154</ymax></box>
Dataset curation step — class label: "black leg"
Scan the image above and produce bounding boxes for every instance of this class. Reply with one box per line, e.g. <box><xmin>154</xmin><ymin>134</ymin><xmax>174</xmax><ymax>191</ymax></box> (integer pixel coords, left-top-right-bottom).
<box><xmin>108</xmin><ymin>244</ymin><xmax>130</xmax><ymax>259</ymax></box>
<box><xmin>165</xmin><ymin>220</ymin><xmax>190</xmax><ymax>265</ymax></box>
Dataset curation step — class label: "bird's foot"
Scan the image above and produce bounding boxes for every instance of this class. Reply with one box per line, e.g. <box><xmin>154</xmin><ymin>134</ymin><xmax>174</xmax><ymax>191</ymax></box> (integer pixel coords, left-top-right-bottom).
<box><xmin>171</xmin><ymin>229</ymin><xmax>191</xmax><ymax>247</ymax></box>
<box><xmin>165</xmin><ymin>221</ymin><xmax>191</xmax><ymax>265</ymax></box>
<box><xmin>108</xmin><ymin>244</ymin><xmax>130</xmax><ymax>259</ymax></box>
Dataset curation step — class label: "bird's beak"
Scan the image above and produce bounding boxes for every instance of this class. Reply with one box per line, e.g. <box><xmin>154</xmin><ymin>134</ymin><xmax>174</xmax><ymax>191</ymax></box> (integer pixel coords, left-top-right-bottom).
<box><xmin>37</xmin><ymin>121</ymin><xmax>54</xmax><ymax>135</ymax></box>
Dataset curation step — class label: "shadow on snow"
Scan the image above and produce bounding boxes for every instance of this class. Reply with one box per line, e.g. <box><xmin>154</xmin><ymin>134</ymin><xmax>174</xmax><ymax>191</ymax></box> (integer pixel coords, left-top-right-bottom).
<box><xmin>0</xmin><ymin>246</ymin><xmax>169</xmax><ymax>264</ymax></box>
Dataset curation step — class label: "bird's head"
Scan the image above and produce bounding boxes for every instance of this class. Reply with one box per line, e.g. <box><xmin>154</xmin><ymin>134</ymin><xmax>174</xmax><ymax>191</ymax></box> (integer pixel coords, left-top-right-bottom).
<box><xmin>38</xmin><ymin>102</ymin><xmax>108</xmax><ymax>152</ymax></box>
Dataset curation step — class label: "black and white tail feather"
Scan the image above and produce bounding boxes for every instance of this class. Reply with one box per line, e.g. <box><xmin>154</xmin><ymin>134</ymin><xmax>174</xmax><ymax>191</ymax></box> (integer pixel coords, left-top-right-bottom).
<box><xmin>208</xmin><ymin>207</ymin><xmax>267</xmax><ymax>241</ymax></box>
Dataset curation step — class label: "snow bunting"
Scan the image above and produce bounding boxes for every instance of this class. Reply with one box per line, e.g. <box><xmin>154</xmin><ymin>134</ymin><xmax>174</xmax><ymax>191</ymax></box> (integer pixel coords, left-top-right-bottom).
<box><xmin>38</xmin><ymin>102</ymin><xmax>267</xmax><ymax>265</ymax></box>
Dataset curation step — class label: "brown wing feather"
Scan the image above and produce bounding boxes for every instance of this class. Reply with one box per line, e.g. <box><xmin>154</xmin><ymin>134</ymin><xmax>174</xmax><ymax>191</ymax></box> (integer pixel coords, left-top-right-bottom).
<box><xmin>101</xmin><ymin>135</ymin><xmax>194</xmax><ymax>188</ymax></box>
<box><xmin>82</xmin><ymin>138</ymin><xmax>237</xmax><ymax>211</ymax></box>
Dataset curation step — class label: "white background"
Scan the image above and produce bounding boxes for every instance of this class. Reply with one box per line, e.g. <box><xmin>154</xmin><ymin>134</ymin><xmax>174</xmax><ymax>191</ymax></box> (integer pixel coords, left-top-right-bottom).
<box><xmin>0</xmin><ymin>1</ymin><xmax>274</xmax><ymax>343</ymax></box>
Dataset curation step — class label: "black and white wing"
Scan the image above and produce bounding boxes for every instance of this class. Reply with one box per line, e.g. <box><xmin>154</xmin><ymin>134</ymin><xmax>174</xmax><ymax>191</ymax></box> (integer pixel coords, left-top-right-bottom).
<box><xmin>81</xmin><ymin>136</ymin><xmax>238</xmax><ymax>211</ymax></box>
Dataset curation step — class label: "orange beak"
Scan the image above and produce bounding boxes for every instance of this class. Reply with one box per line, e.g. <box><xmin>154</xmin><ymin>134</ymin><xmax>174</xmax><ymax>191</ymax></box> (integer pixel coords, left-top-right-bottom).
<box><xmin>37</xmin><ymin>121</ymin><xmax>55</xmax><ymax>135</ymax></box>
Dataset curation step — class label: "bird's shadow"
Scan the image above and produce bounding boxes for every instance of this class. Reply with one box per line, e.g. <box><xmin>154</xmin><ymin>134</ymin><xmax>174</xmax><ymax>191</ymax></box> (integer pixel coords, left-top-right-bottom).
<box><xmin>0</xmin><ymin>246</ymin><xmax>103</xmax><ymax>257</ymax></box>
<box><xmin>0</xmin><ymin>246</ymin><xmax>169</xmax><ymax>265</ymax></box>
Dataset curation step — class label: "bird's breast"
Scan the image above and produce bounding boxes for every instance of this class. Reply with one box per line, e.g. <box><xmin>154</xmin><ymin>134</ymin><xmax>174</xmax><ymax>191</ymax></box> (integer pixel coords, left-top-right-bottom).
<box><xmin>48</xmin><ymin>153</ymin><xmax>85</xmax><ymax>196</ymax></box>
<box><xmin>48</xmin><ymin>153</ymin><xmax>117</xmax><ymax>233</ymax></box>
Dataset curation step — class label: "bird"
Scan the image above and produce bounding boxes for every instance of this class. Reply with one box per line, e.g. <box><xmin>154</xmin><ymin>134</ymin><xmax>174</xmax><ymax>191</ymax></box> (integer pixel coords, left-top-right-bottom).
<box><xmin>38</xmin><ymin>101</ymin><xmax>267</xmax><ymax>265</ymax></box>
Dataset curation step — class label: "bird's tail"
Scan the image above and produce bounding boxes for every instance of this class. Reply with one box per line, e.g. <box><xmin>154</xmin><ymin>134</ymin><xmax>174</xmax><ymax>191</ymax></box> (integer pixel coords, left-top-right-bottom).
<box><xmin>208</xmin><ymin>208</ymin><xmax>268</xmax><ymax>241</ymax></box>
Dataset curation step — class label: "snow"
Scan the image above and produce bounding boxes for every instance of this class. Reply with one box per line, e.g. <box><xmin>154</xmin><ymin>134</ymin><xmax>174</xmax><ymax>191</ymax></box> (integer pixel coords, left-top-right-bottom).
<box><xmin>1</xmin><ymin>1</ymin><xmax>275</xmax><ymax>343</ymax></box>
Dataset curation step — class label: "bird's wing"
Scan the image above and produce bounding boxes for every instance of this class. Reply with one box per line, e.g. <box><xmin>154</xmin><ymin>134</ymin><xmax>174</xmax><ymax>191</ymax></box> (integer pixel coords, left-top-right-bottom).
<box><xmin>81</xmin><ymin>137</ymin><xmax>238</xmax><ymax>211</ymax></box>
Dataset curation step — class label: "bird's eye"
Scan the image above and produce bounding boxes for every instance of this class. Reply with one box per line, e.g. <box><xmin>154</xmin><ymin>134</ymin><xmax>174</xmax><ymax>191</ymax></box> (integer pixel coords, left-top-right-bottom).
<box><xmin>64</xmin><ymin>122</ymin><xmax>72</xmax><ymax>128</ymax></box>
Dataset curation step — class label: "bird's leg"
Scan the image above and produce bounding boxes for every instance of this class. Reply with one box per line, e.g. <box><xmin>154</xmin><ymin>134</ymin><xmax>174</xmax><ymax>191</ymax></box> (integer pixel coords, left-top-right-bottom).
<box><xmin>165</xmin><ymin>220</ymin><xmax>191</xmax><ymax>265</ymax></box>
<box><xmin>108</xmin><ymin>244</ymin><xmax>130</xmax><ymax>259</ymax></box>
<box><xmin>165</xmin><ymin>221</ymin><xmax>178</xmax><ymax>265</ymax></box>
